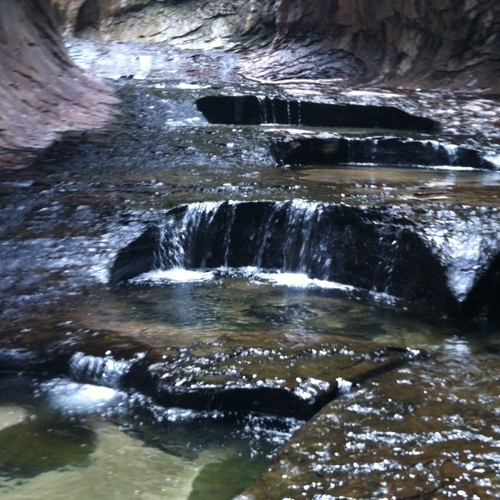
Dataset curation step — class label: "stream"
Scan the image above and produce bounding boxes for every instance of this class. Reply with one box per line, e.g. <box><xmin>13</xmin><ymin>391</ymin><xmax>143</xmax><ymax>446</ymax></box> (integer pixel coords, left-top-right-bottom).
<box><xmin>0</xmin><ymin>39</ymin><xmax>499</xmax><ymax>499</ymax></box>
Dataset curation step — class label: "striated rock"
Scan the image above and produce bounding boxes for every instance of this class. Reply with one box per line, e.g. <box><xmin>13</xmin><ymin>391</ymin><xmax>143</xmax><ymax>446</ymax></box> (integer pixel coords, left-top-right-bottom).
<box><xmin>54</xmin><ymin>0</ymin><xmax>276</xmax><ymax>49</ymax></box>
<box><xmin>0</xmin><ymin>0</ymin><xmax>118</xmax><ymax>168</ymax></box>
<box><xmin>243</xmin><ymin>0</ymin><xmax>500</xmax><ymax>89</ymax></box>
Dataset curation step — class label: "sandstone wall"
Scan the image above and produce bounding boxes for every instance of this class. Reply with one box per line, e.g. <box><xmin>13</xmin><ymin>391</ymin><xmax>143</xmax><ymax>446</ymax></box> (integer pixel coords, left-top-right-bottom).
<box><xmin>0</xmin><ymin>0</ymin><xmax>117</xmax><ymax>168</ymax></box>
<box><xmin>54</xmin><ymin>0</ymin><xmax>276</xmax><ymax>49</ymax></box>
<box><xmin>272</xmin><ymin>0</ymin><xmax>500</xmax><ymax>87</ymax></box>
<box><xmin>57</xmin><ymin>0</ymin><xmax>499</xmax><ymax>89</ymax></box>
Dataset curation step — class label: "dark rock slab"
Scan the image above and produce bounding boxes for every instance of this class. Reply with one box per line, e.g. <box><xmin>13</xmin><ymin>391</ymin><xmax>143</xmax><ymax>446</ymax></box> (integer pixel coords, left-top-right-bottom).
<box><xmin>271</xmin><ymin>136</ymin><xmax>495</xmax><ymax>169</ymax></box>
<box><xmin>196</xmin><ymin>95</ymin><xmax>438</xmax><ymax>132</ymax></box>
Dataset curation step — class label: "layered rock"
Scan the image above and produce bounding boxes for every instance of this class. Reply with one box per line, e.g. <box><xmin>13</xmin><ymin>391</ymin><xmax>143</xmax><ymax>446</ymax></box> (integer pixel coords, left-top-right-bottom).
<box><xmin>54</xmin><ymin>0</ymin><xmax>276</xmax><ymax>49</ymax></box>
<box><xmin>263</xmin><ymin>0</ymin><xmax>500</xmax><ymax>88</ymax></box>
<box><xmin>55</xmin><ymin>0</ymin><xmax>499</xmax><ymax>89</ymax></box>
<box><xmin>0</xmin><ymin>0</ymin><xmax>117</xmax><ymax>168</ymax></box>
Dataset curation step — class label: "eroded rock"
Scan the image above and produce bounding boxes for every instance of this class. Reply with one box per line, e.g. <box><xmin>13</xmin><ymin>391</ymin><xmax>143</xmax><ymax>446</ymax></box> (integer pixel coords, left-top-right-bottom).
<box><xmin>242</xmin><ymin>0</ymin><xmax>500</xmax><ymax>89</ymax></box>
<box><xmin>55</xmin><ymin>0</ymin><xmax>276</xmax><ymax>49</ymax></box>
<box><xmin>0</xmin><ymin>0</ymin><xmax>117</xmax><ymax>168</ymax></box>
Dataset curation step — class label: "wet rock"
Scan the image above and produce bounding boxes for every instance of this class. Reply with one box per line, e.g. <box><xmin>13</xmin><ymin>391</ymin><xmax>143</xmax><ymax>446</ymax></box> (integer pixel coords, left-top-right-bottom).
<box><xmin>196</xmin><ymin>95</ymin><xmax>438</xmax><ymax>132</ymax></box>
<box><xmin>110</xmin><ymin>226</ymin><xmax>158</xmax><ymax>286</ymax></box>
<box><xmin>271</xmin><ymin>135</ymin><xmax>496</xmax><ymax>169</ymax></box>
<box><xmin>240</xmin><ymin>341</ymin><xmax>500</xmax><ymax>499</ymax></box>
<box><xmin>0</xmin><ymin>321</ymin><xmax>422</xmax><ymax>420</ymax></box>
<box><xmin>462</xmin><ymin>252</ymin><xmax>500</xmax><ymax>324</ymax></box>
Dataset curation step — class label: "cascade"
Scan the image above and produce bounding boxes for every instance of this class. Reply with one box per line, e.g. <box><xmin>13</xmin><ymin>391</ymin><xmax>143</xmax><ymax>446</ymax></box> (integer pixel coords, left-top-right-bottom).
<box><xmin>154</xmin><ymin>201</ymin><xmax>222</xmax><ymax>270</ymax></box>
<box><xmin>153</xmin><ymin>200</ymin><xmax>333</xmax><ymax>278</ymax></box>
<box><xmin>69</xmin><ymin>352</ymin><xmax>131</xmax><ymax>388</ymax></box>
<box><xmin>111</xmin><ymin>200</ymin><xmax>463</xmax><ymax>318</ymax></box>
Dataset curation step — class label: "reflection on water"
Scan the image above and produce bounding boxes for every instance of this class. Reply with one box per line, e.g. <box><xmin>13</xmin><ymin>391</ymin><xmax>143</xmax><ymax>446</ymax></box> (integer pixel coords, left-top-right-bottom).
<box><xmin>0</xmin><ymin>376</ymin><xmax>298</xmax><ymax>500</ymax></box>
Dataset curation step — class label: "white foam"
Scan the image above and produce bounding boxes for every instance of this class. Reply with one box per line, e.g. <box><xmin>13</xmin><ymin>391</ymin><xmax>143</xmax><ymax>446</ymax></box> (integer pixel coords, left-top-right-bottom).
<box><xmin>484</xmin><ymin>154</ymin><xmax>500</xmax><ymax>169</ymax></box>
<box><xmin>133</xmin><ymin>267</ymin><xmax>358</xmax><ymax>291</ymax></box>
<box><xmin>132</xmin><ymin>268</ymin><xmax>215</xmax><ymax>284</ymax></box>
<box><xmin>41</xmin><ymin>379</ymin><xmax>126</xmax><ymax>415</ymax></box>
<box><xmin>252</xmin><ymin>270</ymin><xmax>356</xmax><ymax>291</ymax></box>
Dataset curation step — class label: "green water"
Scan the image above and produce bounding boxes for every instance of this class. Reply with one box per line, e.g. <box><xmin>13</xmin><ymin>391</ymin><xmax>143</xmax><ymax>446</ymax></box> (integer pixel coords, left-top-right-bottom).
<box><xmin>115</xmin><ymin>273</ymin><xmax>454</xmax><ymax>347</ymax></box>
<box><xmin>0</xmin><ymin>378</ymin><xmax>282</xmax><ymax>500</ymax></box>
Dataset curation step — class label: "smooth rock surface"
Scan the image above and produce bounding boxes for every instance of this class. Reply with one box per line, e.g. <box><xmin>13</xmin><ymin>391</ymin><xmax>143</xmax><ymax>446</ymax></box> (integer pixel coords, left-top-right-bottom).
<box><xmin>0</xmin><ymin>0</ymin><xmax>117</xmax><ymax>168</ymax></box>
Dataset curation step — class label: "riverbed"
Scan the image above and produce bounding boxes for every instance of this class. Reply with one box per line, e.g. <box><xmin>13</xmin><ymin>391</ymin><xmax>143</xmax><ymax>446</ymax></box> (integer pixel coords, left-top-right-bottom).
<box><xmin>0</xmin><ymin>39</ymin><xmax>499</xmax><ymax>499</ymax></box>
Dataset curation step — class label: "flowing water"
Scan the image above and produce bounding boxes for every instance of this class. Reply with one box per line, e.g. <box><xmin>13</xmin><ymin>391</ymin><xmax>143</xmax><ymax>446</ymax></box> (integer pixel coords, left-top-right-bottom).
<box><xmin>0</xmin><ymin>39</ymin><xmax>499</xmax><ymax>499</ymax></box>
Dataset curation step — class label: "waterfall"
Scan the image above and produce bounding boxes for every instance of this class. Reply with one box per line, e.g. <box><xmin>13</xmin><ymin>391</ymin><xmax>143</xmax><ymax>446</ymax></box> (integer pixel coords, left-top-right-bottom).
<box><xmin>255</xmin><ymin>97</ymin><xmax>304</xmax><ymax>127</ymax></box>
<box><xmin>154</xmin><ymin>201</ymin><xmax>223</xmax><ymax>270</ymax></box>
<box><xmin>271</xmin><ymin>99</ymin><xmax>277</xmax><ymax>124</ymax></box>
<box><xmin>257</xmin><ymin>96</ymin><xmax>268</xmax><ymax>124</ymax></box>
<box><xmin>282</xmin><ymin>200</ymin><xmax>322</xmax><ymax>272</ymax></box>
<box><xmin>153</xmin><ymin>200</ymin><xmax>335</xmax><ymax>280</ymax></box>
<box><xmin>69</xmin><ymin>352</ymin><xmax>131</xmax><ymax>389</ymax></box>
<box><xmin>222</xmin><ymin>202</ymin><xmax>238</xmax><ymax>268</ymax></box>
<box><xmin>113</xmin><ymin>200</ymin><xmax>475</xmax><ymax>315</ymax></box>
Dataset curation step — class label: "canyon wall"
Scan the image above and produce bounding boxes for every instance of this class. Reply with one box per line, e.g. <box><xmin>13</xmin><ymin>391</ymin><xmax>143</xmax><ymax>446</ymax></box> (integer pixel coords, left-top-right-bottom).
<box><xmin>57</xmin><ymin>0</ymin><xmax>499</xmax><ymax>89</ymax></box>
<box><xmin>54</xmin><ymin>0</ymin><xmax>276</xmax><ymax>49</ymax></box>
<box><xmin>269</xmin><ymin>0</ymin><xmax>500</xmax><ymax>87</ymax></box>
<box><xmin>0</xmin><ymin>0</ymin><xmax>117</xmax><ymax>168</ymax></box>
